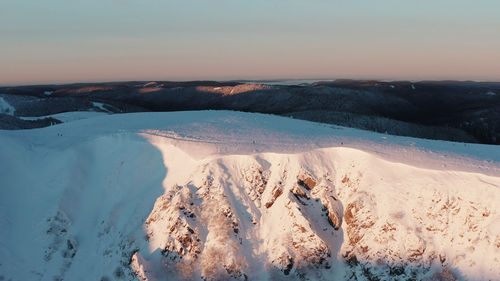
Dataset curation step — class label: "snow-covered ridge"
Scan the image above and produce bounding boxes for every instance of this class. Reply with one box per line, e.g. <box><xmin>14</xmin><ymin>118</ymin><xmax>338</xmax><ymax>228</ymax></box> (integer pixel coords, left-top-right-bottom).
<box><xmin>0</xmin><ymin>111</ymin><xmax>499</xmax><ymax>281</ymax></box>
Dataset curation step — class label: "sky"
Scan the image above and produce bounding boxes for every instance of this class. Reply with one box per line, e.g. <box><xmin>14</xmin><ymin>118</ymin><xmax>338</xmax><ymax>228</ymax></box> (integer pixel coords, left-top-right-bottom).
<box><xmin>1</xmin><ymin>0</ymin><xmax>499</xmax><ymax>85</ymax></box>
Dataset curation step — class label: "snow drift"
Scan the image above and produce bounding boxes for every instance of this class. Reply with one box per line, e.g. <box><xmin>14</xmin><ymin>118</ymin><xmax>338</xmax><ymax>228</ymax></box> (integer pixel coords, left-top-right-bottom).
<box><xmin>0</xmin><ymin>111</ymin><xmax>499</xmax><ymax>281</ymax></box>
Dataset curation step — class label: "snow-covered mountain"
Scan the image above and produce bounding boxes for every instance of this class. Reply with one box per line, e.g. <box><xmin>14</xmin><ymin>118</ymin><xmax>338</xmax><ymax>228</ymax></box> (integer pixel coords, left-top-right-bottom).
<box><xmin>0</xmin><ymin>111</ymin><xmax>499</xmax><ymax>281</ymax></box>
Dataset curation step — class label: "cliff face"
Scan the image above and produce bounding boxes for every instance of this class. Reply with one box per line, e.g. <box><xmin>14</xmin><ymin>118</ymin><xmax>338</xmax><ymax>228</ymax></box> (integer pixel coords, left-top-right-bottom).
<box><xmin>133</xmin><ymin>151</ymin><xmax>342</xmax><ymax>281</ymax></box>
<box><xmin>131</xmin><ymin>140</ymin><xmax>500</xmax><ymax>281</ymax></box>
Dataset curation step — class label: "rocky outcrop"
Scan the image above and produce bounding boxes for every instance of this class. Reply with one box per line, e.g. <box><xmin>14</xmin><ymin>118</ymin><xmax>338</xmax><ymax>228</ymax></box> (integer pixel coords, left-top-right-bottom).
<box><xmin>131</xmin><ymin>157</ymin><xmax>344</xmax><ymax>280</ymax></box>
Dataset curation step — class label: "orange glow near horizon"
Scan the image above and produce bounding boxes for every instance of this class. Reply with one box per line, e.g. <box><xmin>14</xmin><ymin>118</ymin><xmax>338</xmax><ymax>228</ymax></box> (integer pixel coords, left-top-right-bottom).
<box><xmin>2</xmin><ymin>1</ymin><xmax>500</xmax><ymax>85</ymax></box>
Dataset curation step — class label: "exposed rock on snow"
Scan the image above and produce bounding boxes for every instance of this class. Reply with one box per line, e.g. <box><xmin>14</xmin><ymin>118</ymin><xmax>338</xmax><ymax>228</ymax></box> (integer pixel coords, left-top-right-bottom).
<box><xmin>133</xmin><ymin>154</ymin><xmax>342</xmax><ymax>280</ymax></box>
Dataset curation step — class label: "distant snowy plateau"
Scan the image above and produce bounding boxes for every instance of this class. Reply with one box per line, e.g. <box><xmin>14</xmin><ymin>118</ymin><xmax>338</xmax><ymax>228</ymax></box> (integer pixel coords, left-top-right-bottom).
<box><xmin>0</xmin><ymin>110</ymin><xmax>499</xmax><ymax>281</ymax></box>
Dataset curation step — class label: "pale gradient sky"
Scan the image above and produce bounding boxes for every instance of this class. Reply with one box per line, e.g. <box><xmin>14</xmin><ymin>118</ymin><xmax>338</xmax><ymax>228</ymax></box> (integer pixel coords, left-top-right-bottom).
<box><xmin>1</xmin><ymin>0</ymin><xmax>499</xmax><ymax>85</ymax></box>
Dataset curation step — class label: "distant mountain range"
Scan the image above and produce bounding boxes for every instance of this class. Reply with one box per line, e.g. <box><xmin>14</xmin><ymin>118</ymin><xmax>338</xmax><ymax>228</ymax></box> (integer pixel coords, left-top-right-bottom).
<box><xmin>1</xmin><ymin>80</ymin><xmax>499</xmax><ymax>144</ymax></box>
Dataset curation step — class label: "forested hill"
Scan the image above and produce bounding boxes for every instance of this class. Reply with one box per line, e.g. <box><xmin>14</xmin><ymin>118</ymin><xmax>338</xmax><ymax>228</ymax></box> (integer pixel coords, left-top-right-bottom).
<box><xmin>1</xmin><ymin>80</ymin><xmax>499</xmax><ymax>144</ymax></box>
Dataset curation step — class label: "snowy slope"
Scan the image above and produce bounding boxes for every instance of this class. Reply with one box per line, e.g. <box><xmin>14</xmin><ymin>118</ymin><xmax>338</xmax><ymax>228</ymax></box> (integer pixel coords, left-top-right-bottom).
<box><xmin>0</xmin><ymin>111</ymin><xmax>499</xmax><ymax>281</ymax></box>
<box><xmin>19</xmin><ymin>111</ymin><xmax>109</xmax><ymax>123</ymax></box>
<box><xmin>0</xmin><ymin>96</ymin><xmax>15</xmax><ymax>115</ymax></box>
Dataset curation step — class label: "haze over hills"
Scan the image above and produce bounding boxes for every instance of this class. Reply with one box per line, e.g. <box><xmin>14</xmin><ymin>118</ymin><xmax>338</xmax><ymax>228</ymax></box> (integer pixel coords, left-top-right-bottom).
<box><xmin>1</xmin><ymin>80</ymin><xmax>499</xmax><ymax>144</ymax></box>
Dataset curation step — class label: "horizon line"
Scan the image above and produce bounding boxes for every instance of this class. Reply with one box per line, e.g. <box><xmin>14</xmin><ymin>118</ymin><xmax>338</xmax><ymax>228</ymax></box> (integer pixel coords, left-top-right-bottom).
<box><xmin>2</xmin><ymin>77</ymin><xmax>500</xmax><ymax>87</ymax></box>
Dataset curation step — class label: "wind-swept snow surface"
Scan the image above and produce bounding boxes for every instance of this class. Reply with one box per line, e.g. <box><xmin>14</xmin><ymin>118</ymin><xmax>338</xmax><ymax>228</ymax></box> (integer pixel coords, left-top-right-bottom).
<box><xmin>0</xmin><ymin>111</ymin><xmax>499</xmax><ymax>281</ymax></box>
